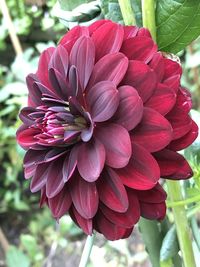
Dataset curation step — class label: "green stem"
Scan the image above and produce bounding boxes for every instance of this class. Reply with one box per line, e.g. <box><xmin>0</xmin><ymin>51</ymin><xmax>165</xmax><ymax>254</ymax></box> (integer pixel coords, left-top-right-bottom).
<box><xmin>167</xmin><ymin>181</ymin><xmax>196</xmax><ymax>267</ymax></box>
<box><xmin>167</xmin><ymin>194</ymin><xmax>200</xmax><ymax>208</ymax></box>
<box><xmin>141</xmin><ymin>0</ymin><xmax>156</xmax><ymax>41</ymax></box>
<box><xmin>79</xmin><ymin>234</ymin><xmax>95</xmax><ymax>267</ymax></box>
<box><xmin>139</xmin><ymin>218</ymin><xmax>162</xmax><ymax>267</ymax></box>
<box><xmin>118</xmin><ymin>0</ymin><xmax>136</xmax><ymax>26</ymax></box>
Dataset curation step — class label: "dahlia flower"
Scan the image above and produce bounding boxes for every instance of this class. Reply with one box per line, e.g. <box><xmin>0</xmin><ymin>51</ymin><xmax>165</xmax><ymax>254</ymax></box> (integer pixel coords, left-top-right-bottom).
<box><xmin>17</xmin><ymin>20</ymin><xmax>198</xmax><ymax>240</ymax></box>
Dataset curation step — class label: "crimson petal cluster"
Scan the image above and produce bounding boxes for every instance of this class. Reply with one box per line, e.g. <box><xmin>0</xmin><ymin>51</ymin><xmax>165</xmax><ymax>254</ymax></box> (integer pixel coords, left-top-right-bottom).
<box><xmin>17</xmin><ymin>20</ymin><xmax>198</xmax><ymax>240</ymax></box>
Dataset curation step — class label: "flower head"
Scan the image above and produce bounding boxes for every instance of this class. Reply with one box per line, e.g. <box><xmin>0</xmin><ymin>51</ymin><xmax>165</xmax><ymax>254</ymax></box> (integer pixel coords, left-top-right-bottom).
<box><xmin>17</xmin><ymin>20</ymin><xmax>198</xmax><ymax>240</ymax></box>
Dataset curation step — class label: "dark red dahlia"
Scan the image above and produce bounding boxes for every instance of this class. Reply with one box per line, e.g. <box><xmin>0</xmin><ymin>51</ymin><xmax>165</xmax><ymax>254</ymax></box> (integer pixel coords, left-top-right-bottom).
<box><xmin>17</xmin><ymin>20</ymin><xmax>198</xmax><ymax>241</ymax></box>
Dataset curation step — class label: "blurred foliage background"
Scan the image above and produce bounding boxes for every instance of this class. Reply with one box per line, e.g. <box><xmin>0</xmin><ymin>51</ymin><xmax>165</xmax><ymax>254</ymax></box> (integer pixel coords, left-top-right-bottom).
<box><xmin>0</xmin><ymin>1</ymin><xmax>200</xmax><ymax>267</ymax></box>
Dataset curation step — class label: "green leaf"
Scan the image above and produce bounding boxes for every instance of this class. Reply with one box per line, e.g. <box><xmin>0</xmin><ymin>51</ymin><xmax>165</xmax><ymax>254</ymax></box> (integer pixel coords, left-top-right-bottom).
<box><xmin>6</xmin><ymin>246</ymin><xmax>31</xmax><ymax>267</ymax></box>
<box><xmin>58</xmin><ymin>0</ymin><xmax>92</xmax><ymax>11</ymax></box>
<box><xmin>20</xmin><ymin>235</ymin><xmax>40</xmax><ymax>260</ymax></box>
<box><xmin>160</xmin><ymin>226</ymin><xmax>179</xmax><ymax>261</ymax></box>
<box><xmin>156</xmin><ymin>0</ymin><xmax>200</xmax><ymax>53</ymax></box>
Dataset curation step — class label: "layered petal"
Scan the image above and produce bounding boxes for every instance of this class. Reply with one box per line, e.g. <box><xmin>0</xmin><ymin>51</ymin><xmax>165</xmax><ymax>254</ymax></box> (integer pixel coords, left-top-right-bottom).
<box><xmin>91</xmin><ymin>21</ymin><xmax>124</xmax><ymax>61</ymax></box>
<box><xmin>153</xmin><ymin>149</ymin><xmax>193</xmax><ymax>179</ymax></box>
<box><xmin>132</xmin><ymin>107</ymin><xmax>173</xmax><ymax>152</ymax></box>
<box><xmin>121</xmin><ymin>60</ymin><xmax>157</xmax><ymax>102</ymax></box>
<box><xmin>121</xmin><ymin>36</ymin><xmax>157</xmax><ymax>63</ymax></box>
<box><xmin>77</xmin><ymin>139</ymin><xmax>105</xmax><ymax>182</ymax></box>
<box><xmin>86</xmin><ymin>81</ymin><xmax>119</xmax><ymax>122</ymax></box>
<box><xmin>70</xmin><ymin>36</ymin><xmax>95</xmax><ymax>90</ymax></box>
<box><xmin>97</xmin><ymin>168</ymin><xmax>129</xmax><ymax>213</ymax></box>
<box><xmin>112</xmin><ymin>86</ymin><xmax>143</xmax><ymax>130</ymax></box>
<box><xmin>70</xmin><ymin>174</ymin><xmax>98</xmax><ymax>219</ymax></box>
<box><xmin>95</xmin><ymin>123</ymin><xmax>132</xmax><ymax>168</ymax></box>
<box><xmin>87</xmin><ymin>53</ymin><xmax>128</xmax><ymax>89</ymax></box>
<box><xmin>116</xmin><ymin>143</ymin><xmax>160</xmax><ymax>190</ymax></box>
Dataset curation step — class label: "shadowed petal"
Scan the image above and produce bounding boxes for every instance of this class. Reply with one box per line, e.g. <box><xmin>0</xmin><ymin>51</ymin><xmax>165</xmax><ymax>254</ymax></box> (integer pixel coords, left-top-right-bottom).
<box><xmin>145</xmin><ymin>83</ymin><xmax>176</xmax><ymax>115</ymax></box>
<box><xmin>95</xmin><ymin>123</ymin><xmax>131</xmax><ymax>168</ymax></box>
<box><xmin>121</xmin><ymin>60</ymin><xmax>157</xmax><ymax>102</ymax></box>
<box><xmin>132</xmin><ymin>107</ymin><xmax>173</xmax><ymax>152</ymax></box>
<box><xmin>116</xmin><ymin>143</ymin><xmax>160</xmax><ymax>190</ymax></box>
<box><xmin>30</xmin><ymin>163</ymin><xmax>49</xmax><ymax>192</ymax></box>
<box><xmin>46</xmin><ymin>158</ymin><xmax>65</xmax><ymax>198</ymax></box>
<box><xmin>77</xmin><ymin>139</ymin><xmax>105</xmax><ymax>182</ymax></box>
<box><xmin>88</xmin><ymin>53</ymin><xmax>128</xmax><ymax>89</ymax></box>
<box><xmin>97</xmin><ymin>168</ymin><xmax>128</xmax><ymax>213</ymax></box>
<box><xmin>62</xmin><ymin>146</ymin><xmax>78</xmax><ymax>182</ymax></box>
<box><xmin>136</xmin><ymin>183</ymin><xmax>167</xmax><ymax>203</ymax></box>
<box><xmin>95</xmin><ymin>212</ymin><xmax>129</xmax><ymax>241</ymax></box>
<box><xmin>89</xmin><ymin>20</ymin><xmax>110</xmax><ymax>35</ymax></box>
<box><xmin>70</xmin><ymin>207</ymin><xmax>93</xmax><ymax>235</ymax></box>
<box><xmin>121</xmin><ymin>36</ymin><xmax>157</xmax><ymax>63</ymax></box>
<box><xmin>168</xmin><ymin>121</ymin><xmax>198</xmax><ymax>151</ymax></box>
<box><xmin>112</xmin><ymin>85</ymin><xmax>143</xmax><ymax>130</ymax></box>
<box><xmin>92</xmin><ymin>21</ymin><xmax>124</xmax><ymax>61</ymax></box>
<box><xmin>140</xmin><ymin>202</ymin><xmax>166</xmax><ymax>220</ymax></box>
<box><xmin>100</xmin><ymin>191</ymin><xmax>140</xmax><ymax>228</ymax></box>
<box><xmin>163</xmin><ymin>57</ymin><xmax>182</xmax><ymax>80</ymax></box>
<box><xmin>153</xmin><ymin>149</ymin><xmax>193</xmax><ymax>179</ymax></box>
<box><xmin>70</xmin><ymin>36</ymin><xmax>95</xmax><ymax>90</ymax></box>
<box><xmin>70</xmin><ymin>174</ymin><xmax>98</xmax><ymax>219</ymax></box>
<box><xmin>86</xmin><ymin>81</ymin><xmax>119</xmax><ymax>122</ymax></box>
<box><xmin>48</xmin><ymin>186</ymin><xmax>72</xmax><ymax>218</ymax></box>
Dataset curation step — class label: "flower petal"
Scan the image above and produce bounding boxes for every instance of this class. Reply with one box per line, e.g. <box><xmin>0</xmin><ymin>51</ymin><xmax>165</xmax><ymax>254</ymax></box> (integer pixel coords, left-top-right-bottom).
<box><xmin>95</xmin><ymin>212</ymin><xmax>129</xmax><ymax>241</ymax></box>
<box><xmin>149</xmin><ymin>52</ymin><xmax>165</xmax><ymax>81</ymax></box>
<box><xmin>112</xmin><ymin>85</ymin><xmax>143</xmax><ymax>130</ymax></box>
<box><xmin>77</xmin><ymin>139</ymin><xmax>105</xmax><ymax>182</ymax></box>
<box><xmin>116</xmin><ymin>143</ymin><xmax>160</xmax><ymax>190</ymax></box>
<box><xmin>140</xmin><ymin>202</ymin><xmax>166</xmax><ymax>220</ymax></box>
<box><xmin>70</xmin><ymin>174</ymin><xmax>98</xmax><ymax>219</ymax></box>
<box><xmin>121</xmin><ymin>36</ymin><xmax>157</xmax><ymax>63</ymax></box>
<box><xmin>59</xmin><ymin>26</ymin><xmax>89</xmax><ymax>53</ymax></box>
<box><xmin>88</xmin><ymin>53</ymin><xmax>128</xmax><ymax>89</ymax></box>
<box><xmin>30</xmin><ymin>163</ymin><xmax>49</xmax><ymax>192</ymax></box>
<box><xmin>153</xmin><ymin>149</ymin><xmax>193</xmax><ymax>179</ymax></box>
<box><xmin>92</xmin><ymin>21</ymin><xmax>124</xmax><ymax>61</ymax></box>
<box><xmin>168</xmin><ymin>121</ymin><xmax>198</xmax><ymax>151</ymax></box>
<box><xmin>36</xmin><ymin>47</ymin><xmax>55</xmax><ymax>87</ymax></box>
<box><xmin>97</xmin><ymin>168</ymin><xmax>128</xmax><ymax>213</ymax></box>
<box><xmin>95</xmin><ymin>123</ymin><xmax>131</xmax><ymax>168</ymax></box>
<box><xmin>62</xmin><ymin>146</ymin><xmax>78</xmax><ymax>182</ymax></box>
<box><xmin>17</xmin><ymin>127</ymin><xmax>40</xmax><ymax>148</ymax></box>
<box><xmin>136</xmin><ymin>183</ymin><xmax>167</xmax><ymax>203</ymax></box>
<box><xmin>123</xmin><ymin>25</ymin><xmax>139</xmax><ymax>40</ymax></box>
<box><xmin>132</xmin><ymin>107</ymin><xmax>173</xmax><ymax>152</ymax></box>
<box><xmin>70</xmin><ymin>36</ymin><xmax>95</xmax><ymax>90</ymax></box>
<box><xmin>86</xmin><ymin>81</ymin><xmax>119</xmax><ymax>122</ymax></box>
<box><xmin>145</xmin><ymin>83</ymin><xmax>176</xmax><ymax>115</ymax></box>
<box><xmin>121</xmin><ymin>60</ymin><xmax>157</xmax><ymax>102</ymax></box>
<box><xmin>46</xmin><ymin>159</ymin><xmax>65</xmax><ymax>198</ymax></box>
<box><xmin>48</xmin><ymin>186</ymin><xmax>72</xmax><ymax>218</ymax></box>
<box><xmin>100</xmin><ymin>191</ymin><xmax>140</xmax><ymax>228</ymax></box>
<box><xmin>88</xmin><ymin>20</ymin><xmax>110</xmax><ymax>35</ymax></box>
<box><xmin>70</xmin><ymin>207</ymin><xmax>93</xmax><ymax>235</ymax></box>
<box><xmin>49</xmin><ymin>45</ymin><xmax>69</xmax><ymax>79</ymax></box>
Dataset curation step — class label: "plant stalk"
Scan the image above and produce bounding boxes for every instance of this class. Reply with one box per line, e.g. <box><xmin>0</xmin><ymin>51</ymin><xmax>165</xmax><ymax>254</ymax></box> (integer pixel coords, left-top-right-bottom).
<box><xmin>118</xmin><ymin>0</ymin><xmax>136</xmax><ymax>26</ymax></box>
<box><xmin>79</xmin><ymin>234</ymin><xmax>95</xmax><ymax>267</ymax></box>
<box><xmin>167</xmin><ymin>181</ymin><xmax>196</xmax><ymax>267</ymax></box>
<box><xmin>141</xmin><ymin>0</ymin><xmax>156</xmax><ymax>41</ymax></box>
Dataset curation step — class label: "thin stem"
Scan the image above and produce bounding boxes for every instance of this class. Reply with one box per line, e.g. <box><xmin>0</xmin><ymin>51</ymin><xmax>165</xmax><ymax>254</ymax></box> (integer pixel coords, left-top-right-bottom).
<box><xmin>167</xmin><ymin>180</ymin><xmax>196</xmax><ymax>267</ymax></box>
<box><xmin>79</xmin><ymin>234</ymin><xmax>95</xmax><ymax>267</ymax></box>
<box><xmin>0</xmin><ymin>0</ymin><xmax>23</xmax><ymax>56</ymax></box>
<box><xmin>141</xmin><ymin>0</ymin><xmax>156</xmax><ymax>41</ymax></box>
<box><xmin>167</xmin><ymin>194</ymin><xmax>200</xmax><ymax>208</ymax></box>
<box><xmin>118</xmin><ymin>0</ymin><xmax>136</xmax><ymax>26</ymax></box>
